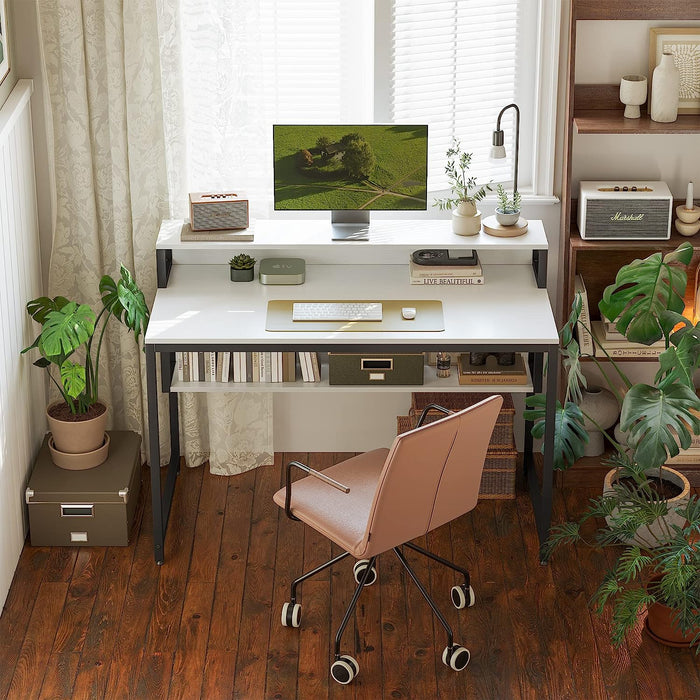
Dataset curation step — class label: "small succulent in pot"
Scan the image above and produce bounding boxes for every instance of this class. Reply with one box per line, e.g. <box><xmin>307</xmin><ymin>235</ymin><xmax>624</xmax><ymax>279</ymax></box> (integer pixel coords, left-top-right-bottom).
<box><xmin>229</xmin><ymin>254</ymin><xmax>256</xmax><ymax>282</ymax></box>
<box><xmin>495</xmin><ymin>184</ymin><xmax>521</xmax><ymax>226</ymax></box>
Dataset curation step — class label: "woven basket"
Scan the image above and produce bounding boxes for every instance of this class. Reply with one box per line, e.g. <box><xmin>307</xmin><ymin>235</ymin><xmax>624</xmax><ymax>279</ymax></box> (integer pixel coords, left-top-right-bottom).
<box><xmin>396</xmin><ymin>415</ymin><xmax>517</xmax><ymax>499</ymax></box>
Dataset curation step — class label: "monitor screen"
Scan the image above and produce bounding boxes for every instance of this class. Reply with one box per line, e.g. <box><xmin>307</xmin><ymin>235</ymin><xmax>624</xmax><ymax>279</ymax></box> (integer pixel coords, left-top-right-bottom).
<box><xmin>273</xmin><ymin>125</ymin><xmax>428</xmax><ymax>211</ymax></box>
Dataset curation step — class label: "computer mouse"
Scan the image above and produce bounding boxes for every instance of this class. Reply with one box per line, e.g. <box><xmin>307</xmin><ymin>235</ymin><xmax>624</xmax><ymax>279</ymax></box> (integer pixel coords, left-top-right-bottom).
<box><xmin>401</xmin><ymin>307</ymin><xmax>417</xmax><ymax>320</ymax></box>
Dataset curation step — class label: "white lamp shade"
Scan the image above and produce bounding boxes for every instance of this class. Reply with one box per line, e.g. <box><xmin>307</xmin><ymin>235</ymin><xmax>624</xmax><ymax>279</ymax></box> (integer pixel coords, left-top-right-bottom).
<box><xmin>489</xmin><ymin>145</ymin><xmax>506</xmax><ymax>160</ymax></box>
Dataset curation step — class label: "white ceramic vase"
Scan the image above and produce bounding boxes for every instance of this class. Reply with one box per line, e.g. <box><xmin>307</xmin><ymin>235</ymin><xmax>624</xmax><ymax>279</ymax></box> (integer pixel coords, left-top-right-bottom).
<box><xmin>452</xmin><ymin>201</ymin><xmax>481</xmax><ymax>236</ymax></box>
<box><xmin>650</xmin><ymin>52</ymin><xmax>680</xmax><ymax>123</ymax></box>
<box><xmin>579</xmin><ymin>386</ymin><xmax>619</xmax><ymax>456</ymax></box>
<box><xmin>619</xmin><ymin>74</ymin><xmax>647</xmax><ymax>119</ymax></box>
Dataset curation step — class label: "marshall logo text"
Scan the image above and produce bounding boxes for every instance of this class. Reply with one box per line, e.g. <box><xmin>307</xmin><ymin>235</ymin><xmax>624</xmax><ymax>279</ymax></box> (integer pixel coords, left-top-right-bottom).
<box><xmin>610</xmin><ymin>212</ymin><xmax>645</xmax><ymax>222</ymax></box>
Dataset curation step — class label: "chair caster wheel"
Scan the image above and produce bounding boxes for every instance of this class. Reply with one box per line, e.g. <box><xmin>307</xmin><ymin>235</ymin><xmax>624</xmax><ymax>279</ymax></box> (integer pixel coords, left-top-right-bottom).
<box><xmin>451</xmin><ymin>584</ymin><xmax>475</xmax><ymax>609</ymax></box>
<box><xmin>331</xmin><ymin>655</ymin><xmax>359</xmax><ymax>684</ymax></box>
<box><xmin>281</xmin><ymin>601</ymin><xmax>301</xmax><ymax>628</ymax></box>
<box><xmin>442</xmin><ymin>644</ymin><xmax>470</xmax><ymax>671</ymax></box>
<box><xmin>353</xmin><ymin>559</ymin><xmax>377</xmax><ymax>586</ymax></box>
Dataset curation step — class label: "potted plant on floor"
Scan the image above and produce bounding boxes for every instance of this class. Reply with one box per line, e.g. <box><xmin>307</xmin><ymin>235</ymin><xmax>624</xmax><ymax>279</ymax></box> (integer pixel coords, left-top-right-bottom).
<box><xmin>433</xmin><ymin>139</ymin><xmax>491</xmax><ymax>236</ymax></box>
<box><xmin>494</xmin><ymin>184</ymin><xmax>522</xmax><ymax>226</ymax></box>
<box><xmin>525</xmin><ymin>242</ymin><xmax>700</xmax><ymax>649</ymax></box>
<box><xmin>229</xmin><ymin>254</ymin><xmax>256</xmax><ymax>282</ymax></box>
<box><xmin>22</xmin><ymin>265</ymin><xmax>150</xmax><ymax>469</ymax></box>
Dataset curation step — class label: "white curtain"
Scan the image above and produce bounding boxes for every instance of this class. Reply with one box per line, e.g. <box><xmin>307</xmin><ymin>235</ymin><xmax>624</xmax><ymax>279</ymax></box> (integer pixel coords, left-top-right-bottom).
<box><xmin>37</xmin><ymin>0</ymin><xmax>273</xmax><ymax>474</ymax></box>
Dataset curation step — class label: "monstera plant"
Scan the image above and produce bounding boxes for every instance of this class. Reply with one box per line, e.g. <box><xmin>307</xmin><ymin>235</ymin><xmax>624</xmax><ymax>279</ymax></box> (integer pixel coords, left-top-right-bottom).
<box><xmin>525</xmin><ymin>242</ymin><xmax>700</xmax><ymax>650</ymax></box>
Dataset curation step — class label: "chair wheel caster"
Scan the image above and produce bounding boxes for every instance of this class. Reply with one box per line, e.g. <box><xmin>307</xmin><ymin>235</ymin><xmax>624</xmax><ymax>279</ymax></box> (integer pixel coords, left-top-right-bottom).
<box><xmin>442</xmin><ymin>645</ymin><xmax>470</xmax><ymax>671</ymax></box>
<box><xmin>451</xmin><ymin>584</ymin><xmax>475</xmax><ymax>609</ymax></box>
<box><xmin>331</xmin><ymin>655</ymin><xmax>359</xmax><ymax>684</ymax></box>
<box><xmin>353</xmin><ymin>559</ymin><xmax>377</xmax><ymax>586</ymax></box>
<box><xmin>281</xmin><ymin>601</ymin><xmax>301</xmax><ymax>628</ymax></box>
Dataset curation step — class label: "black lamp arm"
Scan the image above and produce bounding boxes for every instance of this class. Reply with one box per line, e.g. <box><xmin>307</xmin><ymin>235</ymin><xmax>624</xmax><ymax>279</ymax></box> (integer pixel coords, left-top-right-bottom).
<box><xmin>494</xmin><ymin>103</ymin><xmax>520</xmax><ymax>195</ymax></box>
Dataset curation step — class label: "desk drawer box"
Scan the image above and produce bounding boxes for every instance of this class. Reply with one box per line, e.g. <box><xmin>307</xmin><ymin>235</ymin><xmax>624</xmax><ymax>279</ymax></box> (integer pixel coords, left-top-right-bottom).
<box><xmin>328</xmin><ymin>353</ymin><xmax>424</xmax><ymax>385</ymax></box>
<box><xmin>26</xmin><ymin>431</ymin><xmax>142</xmax><ymax>547</ymax></box>
<box><xmin>578</xmin><ymin>181</ymin><xmax>672</xmax><ymax>240</ymax></box>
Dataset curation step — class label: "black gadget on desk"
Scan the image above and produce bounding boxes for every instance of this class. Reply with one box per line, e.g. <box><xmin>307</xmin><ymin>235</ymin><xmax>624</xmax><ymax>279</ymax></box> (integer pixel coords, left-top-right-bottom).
<box><xmin>411</xmin><ymin>249</ymin><xmax>479</xmax><ymax>266</ymax></box>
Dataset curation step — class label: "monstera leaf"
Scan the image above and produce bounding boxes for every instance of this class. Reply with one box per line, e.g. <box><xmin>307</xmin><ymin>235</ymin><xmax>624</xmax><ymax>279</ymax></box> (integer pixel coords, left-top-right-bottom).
<box><xmin>620</xmin><ymin>383</ymin><xmax>700</xmax><ymax>471</ymax></box>
<box><xmin>39</xmin><ymin>302</ymin><xmax>95</xmax><ymax>358</ymax></box>
<box><xmin>25</xmin><ymin>295</ymin><xmax>71</xmax><ymax>324</ymax></box>
<box><xmin>598</xmin><ymin>243</ymin><xmax>692</xmax><ymax>344</ymax></box>
<box><xmin>100</xmin><ymin>265</ymin><xmax>149</xmax><ymax>343</ymax></box>
<box><xmin>524</xmin><ymin>396</ymin><xmax>588</xmax><ymax>470</ymax></box>
<box><xmin>59</xmin><ymin>360</ymin><xmax>87</xmax><ymax>399</ymax></box>
<box><xmin>655</xmin><ymin>322</ymin><xmax>700</xmax><ymax>390</ymax></box>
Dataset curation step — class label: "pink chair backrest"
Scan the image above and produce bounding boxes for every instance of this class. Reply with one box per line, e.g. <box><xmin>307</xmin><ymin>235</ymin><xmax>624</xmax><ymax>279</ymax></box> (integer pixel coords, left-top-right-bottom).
<box><xmin>361</xmin><ymin>395</ymin><xmax>503</xmax><ymax>557</ymax></box>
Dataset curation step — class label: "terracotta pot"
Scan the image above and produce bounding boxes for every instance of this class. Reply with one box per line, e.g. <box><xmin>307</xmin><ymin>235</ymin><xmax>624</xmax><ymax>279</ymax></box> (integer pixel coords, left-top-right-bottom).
<box><xmin>603</xmin><ymin>466</ymin><xmax>691</xmax><ymax>547</ymax></box>
<box><xmin>645</xmin><ymin>600</ymin><xmax>699</xmax><ymax>648</ymax></box>
<box><xmin>46</xmin><ymin>401</ymin><xmax>108</xmax><ymax>454</ymax></box>
<box><xmin>48</xmin><ymin>432</ymin><xmax>110</xmax><ymax>470</ymax></box>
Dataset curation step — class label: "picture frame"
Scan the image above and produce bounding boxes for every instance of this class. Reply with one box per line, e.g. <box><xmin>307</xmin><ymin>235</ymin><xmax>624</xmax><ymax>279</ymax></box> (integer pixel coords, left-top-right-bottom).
<box><xmin>649</xmin><ymin>27</ymin><xmax>700</xmax><ymax>115</ymax></box>
<box><xmin>0</xmin><ymin>0</ymin><xmax>8</xmax><ymax>87</ymax></box>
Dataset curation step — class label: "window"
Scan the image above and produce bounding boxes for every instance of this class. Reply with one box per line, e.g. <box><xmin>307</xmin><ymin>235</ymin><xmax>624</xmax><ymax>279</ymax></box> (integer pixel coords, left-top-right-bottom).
<box><xmin>167</xmin><ymin>0</ymin><xmax>557</xmax><ymax>218</ymax></box>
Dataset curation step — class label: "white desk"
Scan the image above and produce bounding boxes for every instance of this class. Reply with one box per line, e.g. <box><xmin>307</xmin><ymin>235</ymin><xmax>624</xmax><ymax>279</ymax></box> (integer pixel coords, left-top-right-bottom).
<box><xmin>146</xmin><ymin>219</ymin><xmax>559</xmax><ymax>564</ymax></box>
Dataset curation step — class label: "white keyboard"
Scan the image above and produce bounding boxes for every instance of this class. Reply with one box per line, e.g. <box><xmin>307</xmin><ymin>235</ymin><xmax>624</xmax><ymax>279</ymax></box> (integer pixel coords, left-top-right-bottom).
<box><xmin>292</xmin><ymin>302</ymin><xmax>383</xmax><ymax>322</ymax></box>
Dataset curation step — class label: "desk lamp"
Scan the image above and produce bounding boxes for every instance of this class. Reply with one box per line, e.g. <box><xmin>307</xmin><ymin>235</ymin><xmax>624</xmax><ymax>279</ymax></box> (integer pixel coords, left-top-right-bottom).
<box><xmin>484</xmin><ymin>102</ymin><xmax>527</xmax><ymax>236</ymax></box>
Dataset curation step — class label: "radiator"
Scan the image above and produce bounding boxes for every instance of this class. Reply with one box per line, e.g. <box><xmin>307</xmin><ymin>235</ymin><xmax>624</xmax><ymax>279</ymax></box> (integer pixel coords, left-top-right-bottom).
<box><xmin>0</xmin><ymin>80</ymin><xmax>45</xmax><ymax>610</ymax></box>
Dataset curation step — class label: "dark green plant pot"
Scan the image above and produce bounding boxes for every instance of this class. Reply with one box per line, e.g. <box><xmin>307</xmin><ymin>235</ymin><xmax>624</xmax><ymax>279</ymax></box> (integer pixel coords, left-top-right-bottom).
<box><xmin>230</xmin><ymin>267</ymin><xmax>255</xmax><ymax>282</ymax></box>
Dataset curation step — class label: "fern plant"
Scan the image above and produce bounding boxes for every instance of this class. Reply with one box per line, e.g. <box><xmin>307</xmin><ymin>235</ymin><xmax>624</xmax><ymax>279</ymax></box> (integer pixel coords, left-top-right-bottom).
<box><xmin>433</xmin><ymin>139</ymin><xmax>491</xmax><ymax>210</ymax></box>
<box><xmin>495</xmin><ymin>184</ymin><xmax>521</xmax><ymax>214</ymax></box>
<box><xmin>22</xmin><ymin>265</ymin><xmax>150</xmax><ymax>415</ymax></box>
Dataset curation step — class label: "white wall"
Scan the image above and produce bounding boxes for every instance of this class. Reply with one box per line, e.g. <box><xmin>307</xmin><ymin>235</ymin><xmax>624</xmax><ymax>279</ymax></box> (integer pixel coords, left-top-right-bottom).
<box><xmin>0</xmin><ymin>0</ymin><xmax>16</xmax><ymax>106</ymax></box>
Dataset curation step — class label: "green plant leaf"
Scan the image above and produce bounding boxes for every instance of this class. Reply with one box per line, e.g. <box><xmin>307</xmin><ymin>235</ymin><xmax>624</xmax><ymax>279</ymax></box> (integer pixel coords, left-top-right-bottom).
<box><xmin>616</xmin><ymin>546</ymin><xmax>652</xmax><ymax>582</ymax></box>
<box><xmin>32</xmin><ymin>357</ymin><xmax>51</xmax><ymax>368</ymax></box>
<box><xmin>100</xmin><ymin>265</ymin><xmax>150</xmax><ymax>343</ymax></box>
<box><xmin>598</xmin><ymin>243</ymin><xmax>692</xmax><ymax>344</ymax></box>
<box><xmin>99</xmin><ymin>274</ymin><xmax>122</xmax><ymax>321</ymax></box>
<box><xmin>26</xmin><ymin>295</ymin><xmax>71</xmax><ymax>324</ymax></box>
<box><xmin>40</xmin><ymin>302</ymin><xmax>95</xmax><ymax>357</ymax></box>
<box><xmin>620</xmin><ymin>383</ymin><xmax>700</xmax><ymax>470</ymax></box>
<box><xmin>59</xmin><ymin>360</ymin><xmax>86</xmax><ymax>398</ymax></box>
<box><xmin>524</xmin><ymin>396</ymin><xmax>588</xmax><ymax>470</ymax></box>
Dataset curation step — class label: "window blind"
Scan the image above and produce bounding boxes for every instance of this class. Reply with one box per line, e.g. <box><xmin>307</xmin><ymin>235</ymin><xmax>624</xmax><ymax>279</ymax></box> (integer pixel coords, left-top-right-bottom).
<box><xmin>391</xmin><ymin>0</ymin><xmax>521</xmax><ymax>191</ymax></box>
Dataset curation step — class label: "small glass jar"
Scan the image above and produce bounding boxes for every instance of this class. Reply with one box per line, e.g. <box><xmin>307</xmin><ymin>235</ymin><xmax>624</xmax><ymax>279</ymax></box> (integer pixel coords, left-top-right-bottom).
<box><xmin>436</xmin><ymin>352</ymin><xmax>451</xmax><ymax>378</ymax></box>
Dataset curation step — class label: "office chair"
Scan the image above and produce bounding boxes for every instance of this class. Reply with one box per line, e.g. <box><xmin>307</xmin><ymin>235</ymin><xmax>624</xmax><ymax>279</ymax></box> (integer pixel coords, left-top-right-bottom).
<box><xmin>272</xmin><ymin>394</ymin><xmax>503</xmax><ymax>684</ymax></box>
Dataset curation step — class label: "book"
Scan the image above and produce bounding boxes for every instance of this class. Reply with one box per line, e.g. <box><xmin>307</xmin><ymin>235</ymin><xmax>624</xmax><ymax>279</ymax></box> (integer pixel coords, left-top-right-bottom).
<box><xmin>190</xmin><ymin>352</ymin><xmax>199</xmax><ymax>381</ymax></box>
<box><xmin>591</xmin><ymin>321</ymin><xmax>665</xmax><ymax>358</ymax></box>
<box><xmin>252</xmin><ymin>352</ymin><xmax>260</xmax><ymax>382</ymax></box>
<box><xmin>177</xmin><ymin>352</ymin><xmax>184</xmax><ymax>382</ymax></box>
<box><xmin>264</xmin><ymin>352</ymin><xmax>272</xmax><ymax>382</ymax></box>
<box><xmin>277</xmin><ymin>352</ymin><xmax>284</xmax><ymax>383</ymax></box>
<box><xmin>409</xmin><ymin>258</ymin><xmax>483</xmax><ymax>278</ymax></box>
<box><xmin>179</xmin><ymin>221</ymin><xmax>254</xmax><ymax>242</ymax></box>
<box><xmin>239</xmin><ymin>352</ymin><xmax>247</xmax><ymax>382</ymax></box>
<box><xmin>299</xmin><ymin>352</ymin><xmax>311</xmax><ymax>382</ymax></box>
<box><xmin>221</xmin><ymin>352</ymin><xmax>231</xmax><ymax>382</ymax></box>
<box><xmin>310</xmin><ymin>352</ymin><xmax>321</xmax><ymax>382</ymax></box>
<box><xmin>208</xmin><ymin>351</ymin><xmax>217</xmax><ymax>382</ymax></box>
<box><xmin>246</xmin><ymin>352</ymin><xmax>253</xmax><ymax>382</ymax></box>
<box><xmin>410</xmin><ymin>276</ymin><xmax>484</xmax><ymax>285</ymax></box>
<box><xmin>457</xmin><ymin>353</ymin><xmax>528</xmax><ymax>385</ymax></box>
<box><xmin>573</xmin><ymin>275</ymin><xmax>594</xmax><ymax>355</ymax></box>
<box><xmin>232</xmin><ymin>352</ymin><xmax>241</xmax><ymax>382</ymax></box>
<box><xmin>271</xmin><ymin>352</ymin><xmax>279</xmax><ymax>383</ymax></box>
<box><xmin>182</xmin><ymin>351</ymin><xmax>190</xmax><ymax>382</ymax></box>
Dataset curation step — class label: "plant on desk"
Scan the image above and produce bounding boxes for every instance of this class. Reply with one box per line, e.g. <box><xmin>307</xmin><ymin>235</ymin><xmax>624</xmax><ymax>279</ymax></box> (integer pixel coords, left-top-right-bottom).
<box><xmin>494</xmin><ymin>184</ymin><xmax>521</xmax><ymax>227</ymax></box>
<box><xmin>433</xmin><ymin>139</ymin><xmax>490</xmax><ymax>236</ymax></box>
<box><xmin>22</xmin><ymin>265</ymin><xmax>150</xmax><ymax>469</ymax></box>
<box><xmin>525</xmin><ymin>242</ymin><xmax>700</xmax><ymax>650</ymax></box>
<box><xmin>229</xmin><ymin>253</ymin><xmax>256</xmax><ymax>282</ymax></box>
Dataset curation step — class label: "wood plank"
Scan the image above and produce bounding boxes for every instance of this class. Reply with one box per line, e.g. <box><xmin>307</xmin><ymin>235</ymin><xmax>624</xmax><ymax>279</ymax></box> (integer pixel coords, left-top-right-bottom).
<box><xmin>7</xmin><ymin>581</ymin><xmax>68</xmax><ymax>698</ymax></box>
<box><xmin>42</xmin><ymin>547</ymin><xmax>78</xmax><ymax>583</ymax></box>
<box><xmin>265</xmin><ymin>453</ymin><xmax>303</xmax><ymax>700</ymax></box>
<box><xmin>352</xmin><ymin>555</ymin><xmax>382</xmax><ymax>700</ymax></box>
<box><xmin>232</xmin><ymin>463</ymin><xmax>280</xmax><ymax>699</ymax></box>
<box><xmin>38</xmin><ymin>652</ymin><xmax>80</xmax><ymax>700</ymax></box>
<box><xmin>573</xmin><ymin>0</ymin><xmax>699</xmax><ymax>21</ymax></box>
<box><xmin>202</xmin><ymin>649</ymin><xmax>238</xmax><ymax>699</ymax></box>
<box><xmin>133</xmin><ymin>651</ymin><xmax>174</xmax><ymax>700</ymax></box>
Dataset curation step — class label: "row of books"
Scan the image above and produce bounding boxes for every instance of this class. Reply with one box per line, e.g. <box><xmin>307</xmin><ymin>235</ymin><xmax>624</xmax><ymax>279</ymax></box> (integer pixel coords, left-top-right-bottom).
<box><xmin>408</xmin><ymin>255</ymin><xmax>484</xmax><ymax>285</ymax></box>
<box><xmin>456</xmin><ymin>353</ymin><xmax>528</xmax><ymax>385</ymax></box>
<box><xmin>175</xmin><ymin>351</ymin><xmax>321</xmax><ymax>383</ymax></box>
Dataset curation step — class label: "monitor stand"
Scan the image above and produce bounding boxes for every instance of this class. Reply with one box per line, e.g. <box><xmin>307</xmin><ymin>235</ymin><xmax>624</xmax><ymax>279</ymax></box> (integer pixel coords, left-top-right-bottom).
<box><xmin>331</xmin><ymin>211</ymin><xmax>370</xmax><ymax>241</ymax></box>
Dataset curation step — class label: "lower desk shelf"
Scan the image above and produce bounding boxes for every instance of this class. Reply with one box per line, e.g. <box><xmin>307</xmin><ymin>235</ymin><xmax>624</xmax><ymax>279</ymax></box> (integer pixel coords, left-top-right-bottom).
<box><xmin>169</xmin><ymin>362</ymin><xmax>534</xmax><ymax>393</ymax></box>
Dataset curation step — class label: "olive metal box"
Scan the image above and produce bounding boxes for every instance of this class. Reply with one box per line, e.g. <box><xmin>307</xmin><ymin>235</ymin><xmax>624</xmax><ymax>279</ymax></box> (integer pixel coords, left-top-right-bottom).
<box><xmin>26</xmin><ymin>431</ymin><xmax>142</xmax><ymax>546</ymax></box>
<box><xmin>328</xmin><ymin>353</ymin><xmax>425</xmax><ymax>385</ymax></box>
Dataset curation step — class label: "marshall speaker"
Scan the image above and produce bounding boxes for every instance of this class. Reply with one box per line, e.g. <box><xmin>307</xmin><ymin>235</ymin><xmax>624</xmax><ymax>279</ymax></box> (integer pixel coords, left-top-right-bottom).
<box><xmin>578</xmin><ymin>181</ymin><xmax>672</xmax><ymax>240</ymax></box>
<box><xmin>189</xmin><ymin>192</ymin><xmax>249</xmax><ymax>231</ymax></box>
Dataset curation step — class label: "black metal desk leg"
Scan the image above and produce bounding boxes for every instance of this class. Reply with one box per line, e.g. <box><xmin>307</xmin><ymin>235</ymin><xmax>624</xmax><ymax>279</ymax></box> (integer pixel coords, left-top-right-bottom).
<box><xmin>146</xmin><ymin>345</ymin><xmax>165</xmax><ymax>564</ymax></box>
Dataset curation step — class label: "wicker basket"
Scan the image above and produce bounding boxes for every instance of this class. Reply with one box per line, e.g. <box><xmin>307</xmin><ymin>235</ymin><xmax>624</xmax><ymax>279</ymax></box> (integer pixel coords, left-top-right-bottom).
<box><xmin>396</xmin><ymin>414</ymin><xmax>517</xmax><ymax>499</ymax></box>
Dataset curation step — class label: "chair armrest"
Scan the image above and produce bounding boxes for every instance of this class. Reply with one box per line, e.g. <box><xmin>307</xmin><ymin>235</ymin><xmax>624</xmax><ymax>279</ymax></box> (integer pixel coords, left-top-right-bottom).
<box><xmin>284</xmin><ymin>460</ymin><xmax>350</xmax><ymax>521</ymax></box>
<box><xmin>415</xmin><ymin>403</ymin><xmax>454</xmax><ymax>428</ymax></box>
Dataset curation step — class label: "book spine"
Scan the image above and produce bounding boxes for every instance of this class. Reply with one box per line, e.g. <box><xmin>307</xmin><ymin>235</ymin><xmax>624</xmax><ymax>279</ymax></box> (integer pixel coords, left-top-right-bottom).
<box><xmin>458</xmin><ymin>375</ymin><xmax>529</xmax><ymax>385</ymax></box>
<box><xmin>215</xmin><ymin>353</ymin><xmax>223</xmax><ymax>382</ymax></box>
<box><xmin>246</xmin><ymin>352</ymin><xmax>253</xmax><ymax>382</ymax></box>
<box><xmin>239</xmin><ymin>352</ymin><xmax>247</xmax><ymax>383</ymax></box>
<box><xmin>410</xmin><ymin>268</ymin><xmax>483</xmax><ymax>278</ymax></box>
<box><xmin>300</xmin><ymin>352</ymin><xmax>310</xmax><ymax>382</ymax></box>
<box><xmin>574</xmin><ymin>275</ymin><xmax>594</xmax><ymax>355</ymax></box>
<box><xmin>277</xmin><ymin>352</ymin><xmax>284</xmax><ymax>383</ymax></box>
<box><xmin>252</xmin><ymin>352</ymin><xmax>260</xmax><ymax>382</ymax></box>
<box><xmin>182</xmin><ymin>351</ymin><xmax>190</xmax><ymax>382</ymax></box>
<box><xmin>410</xmin><ymin>276</ymin><xmax>484</xmax><ymax>285</ymax></box>
<box><xmin>209</xmin><ymin>351</ymin><xmax>217</xmax><ymax>382</ymax></box>
<box><xmin>310</xmin><ymin>352</ymin><xmax>321</xmax><ymax>382</ymax></box>
<box><xmin>594</xmin><ymin>346</ymin><xmax>664</xmax><ymax>358</ymax></box>
<box><xmin>232</xmin><ymin>352</ymin><xmax>241</xmax><ymax>382</ymax></box>
<box><xmin>665</xmin><ymin>451</ymin><xmax>700</xmax><ymax>464</ymax></box>
<box><xmin>177</xmin><ymin>352</ymin><xmax>184</xmax><ymax>382</ymax></box>
<box><xmin>221</xmin><ymin>352</ymin><xmax>231</xmax><ymax>382</ymax></box>
<box><xmin>191</xmin><ymin>352</ymin><xmax>199</xmax><ymax>381</ymax></box>
<box><xmin>198</xmin><ymin>353</ymin><xmax>205</xmax><ymax>381</ymax></box>
<box><xmin>271</xmin><ymin>352</ymin><xmax>279</xmax><ymax>383</ymax></box>
<box><xmin>264</xmin><ymin>352</ymin><xmax>272</xmax><ymax>382</ymax></box>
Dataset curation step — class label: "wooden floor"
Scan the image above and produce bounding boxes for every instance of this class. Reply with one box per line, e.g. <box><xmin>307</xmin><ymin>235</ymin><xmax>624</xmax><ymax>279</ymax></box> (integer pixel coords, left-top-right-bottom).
<box><xmin>1</xmin><ymin>454</ymin><xmax>699</xmax><ymax>700</ymax></box>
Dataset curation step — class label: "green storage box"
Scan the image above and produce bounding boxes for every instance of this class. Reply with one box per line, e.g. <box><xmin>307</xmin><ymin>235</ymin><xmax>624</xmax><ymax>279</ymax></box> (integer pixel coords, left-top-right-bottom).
<box><xmin>328</xmin><ymin>353</ymin><xmax>424</xmax><ymax>385</ymax></box>
<box><xmin>26</xmin><ymin>431</ymin><xmax>142</xmax><ymax>546</ymax></box>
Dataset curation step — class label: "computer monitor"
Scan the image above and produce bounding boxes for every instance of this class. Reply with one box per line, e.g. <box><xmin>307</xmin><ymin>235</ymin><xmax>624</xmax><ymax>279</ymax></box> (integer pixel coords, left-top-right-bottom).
<box><xmin>273</xmin><ymin>124</ymin><xmax>428</xmax><ymax>239</ymax></box>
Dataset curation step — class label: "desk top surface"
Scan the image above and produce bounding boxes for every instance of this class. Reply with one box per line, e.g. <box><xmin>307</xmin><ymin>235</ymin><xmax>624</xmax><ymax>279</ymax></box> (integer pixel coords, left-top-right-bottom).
<box><xmin>146</xmin><ymin>263</ymin><xmax>558</xmax><ymax>346</ymax></box>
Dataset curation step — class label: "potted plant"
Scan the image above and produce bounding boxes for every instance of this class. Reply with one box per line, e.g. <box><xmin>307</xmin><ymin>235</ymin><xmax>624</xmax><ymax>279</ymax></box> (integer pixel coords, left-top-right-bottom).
<box><xmin>229</xmin><ymin>254</ymin><xmax>256</xmax><ymax>282</ymax></box>
<box><xmin>22</xmin><ymin>265</ymin><xmax>149</xmax><ymax>469</ymax></box>
<box><xmin>433</xmin><ymin>139</ymin><xmax>490</xmax><ymax>236</ymax></box>
<box><xmin>525</xmin><ymin>242</ymin><xmax>700</xmax><ymax>649</ymax></box>
<box><xmin>494</xmin><ymin>184</ymin><xmax>521</xmax><ymax>226</ymax></box>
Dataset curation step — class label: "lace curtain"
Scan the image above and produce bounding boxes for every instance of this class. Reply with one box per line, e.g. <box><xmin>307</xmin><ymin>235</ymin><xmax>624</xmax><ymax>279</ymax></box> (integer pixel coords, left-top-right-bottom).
<box><xmin>37</xmin><ymin>0</ymin><xmax>273</xmax><ymax>474</ymax></box>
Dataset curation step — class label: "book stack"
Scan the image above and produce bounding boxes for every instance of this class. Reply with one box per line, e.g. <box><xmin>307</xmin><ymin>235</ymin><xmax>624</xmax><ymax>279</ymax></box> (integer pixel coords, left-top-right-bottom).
<box><xmin>591</xmin><ymin>321</ymin><xmax>665</xmax><ymax>358</ymax></box>
<box><xmin>176</xmin><ymin>351</ymin><xmax>301</xmax><ymax>383</ymax></box>
<box><xmin>408</xmin><ymin>254</ymin><xmax>483</xmax><ymax>285</ymax></box>
<box><xmin>456</xmin><ymin>353</ymin><xmax>528</xmax><ymax>385</ymax></box>
<box><xmin>298</xmin><ymin>351</ymin><xmax>321</xmax><ymax>382</ymax></box>
<box><xmin>179</xmin><ymin>221</ymin><xmax>254</xmax><ymax>242</ymax></box>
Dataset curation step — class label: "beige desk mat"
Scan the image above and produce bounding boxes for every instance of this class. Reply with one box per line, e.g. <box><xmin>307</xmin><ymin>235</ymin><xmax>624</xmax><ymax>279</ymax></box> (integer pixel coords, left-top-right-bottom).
<box><xmin>266</xmin><ymin>300</ymin><xmax>444</xmax><ymax>332</ymax></box>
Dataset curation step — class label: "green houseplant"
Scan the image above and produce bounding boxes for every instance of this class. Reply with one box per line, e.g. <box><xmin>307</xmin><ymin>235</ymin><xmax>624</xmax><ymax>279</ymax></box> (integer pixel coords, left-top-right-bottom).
<box><xmin>494</xmin><ymin>184</ymin><xmax>521</xmax><ymax>226</ymax></box>
<box><xmin>525</xmin><ymin>242</ymin><xmax>700</xmax><ymax>649</ymax></box>
<box><xmin>22</xmin><ymin>265</ymin><xmax>149</xmax><ymax>466</ymax></box>
<box><xmin>433</xmin><ymin>139</ymin><xmax>490</xmax><ymax>236</ymax></box>
<box><xmin>229</xmin><ymin>253</ymin><xmax>256</xmax><ymax>282</ymax></box>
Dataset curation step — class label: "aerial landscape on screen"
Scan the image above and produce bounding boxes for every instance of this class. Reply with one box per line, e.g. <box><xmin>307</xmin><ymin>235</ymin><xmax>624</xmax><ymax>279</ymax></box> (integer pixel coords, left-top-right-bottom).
<box><xmin>273</xmin><ymin>125</ymin><xmax>428</xmax><ymax>210</ymax></box>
